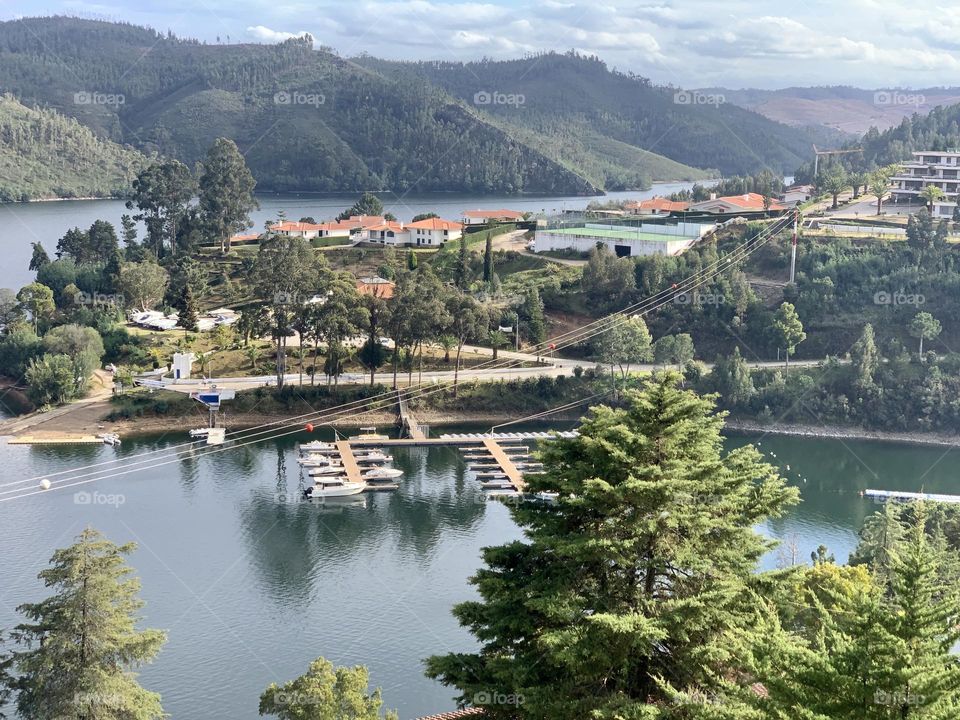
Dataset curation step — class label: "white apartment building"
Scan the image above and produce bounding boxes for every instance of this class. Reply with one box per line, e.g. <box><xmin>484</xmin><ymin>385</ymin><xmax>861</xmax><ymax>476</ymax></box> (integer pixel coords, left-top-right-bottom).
<box><xmin>890</xmin><ymin>151</ymin><xmax>960</xmax><ymax>217</ymax></box>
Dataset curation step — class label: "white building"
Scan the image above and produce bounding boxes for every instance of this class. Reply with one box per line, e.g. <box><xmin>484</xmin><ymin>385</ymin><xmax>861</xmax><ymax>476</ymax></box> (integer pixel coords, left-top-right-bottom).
<box><xmin>461</xmin><ymin>209</ymin><xmax>525</xmax><ymax>226</ymax></box>
<box><xmin>407</xmin><ymin>217</ymin><xmax>463</xmax><ymax>246</ymax></box>
<box><xmin>534</xmin><ymin>222</ymin><xmax>713</xmax><ymax>258</ymax></box>
<box><xmin>890</xmin><ymin>151</ymin><xmax>960</xmax><ymax>213</ymax></box>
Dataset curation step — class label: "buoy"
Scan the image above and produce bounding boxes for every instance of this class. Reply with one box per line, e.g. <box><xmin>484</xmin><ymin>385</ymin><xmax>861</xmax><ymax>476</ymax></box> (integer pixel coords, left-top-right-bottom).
<box><xmin>305</xmin><ymin>423</ymin><xmax>314</xmax><ymax>433</ymax></box>
<box><xmin>39</xmin><ymin>479</ymin><xmax>51</xmax><ymax>490</ymax></box>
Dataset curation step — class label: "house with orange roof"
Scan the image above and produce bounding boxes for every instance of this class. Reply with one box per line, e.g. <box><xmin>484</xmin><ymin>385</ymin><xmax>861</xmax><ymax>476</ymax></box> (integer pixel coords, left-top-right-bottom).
<box><xmin>688</xmin><ymin>192</ymin><xmax>786</xmax><ymax>215</ymax></box>
<box><xmin>461</xmin><ymin>209</ymin><xmax>525</xmax><ymax>225</ymax></box>
<box><xmin>355</xmin><ymin>276</ymin><xmax>396</xmax><ymax>298</ymax></box>
<box><xmin>266</xmin><ymin>220</ymin><xmax>326</xmax><ymax>239</ymax></box>
<box><xmin>363</xmin><ymin>220</ymin><xmax>408</xmax><ymax>245</ymax></box>
<box><xmin>407</xmin><ymin>217</ymin><xmax>463</xmax><ymax>246</ymax></box>
<box><xmin>624</xmin><ymin>197</ymin><xmax>690</xmax><ymax>215</ymax></box>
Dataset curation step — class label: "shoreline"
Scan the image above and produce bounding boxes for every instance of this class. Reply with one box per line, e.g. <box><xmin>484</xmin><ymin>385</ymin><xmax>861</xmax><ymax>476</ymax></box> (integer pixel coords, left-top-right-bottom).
<box><xmin>725</xmin><ymin>419</ymin><xmax>960</xmax><ymax>449</ymax></box>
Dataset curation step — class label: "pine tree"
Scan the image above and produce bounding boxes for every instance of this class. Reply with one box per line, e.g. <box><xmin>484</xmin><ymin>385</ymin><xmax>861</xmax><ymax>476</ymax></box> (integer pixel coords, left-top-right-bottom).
<box><xmin>849</xmin><ymin>501</ymin><xmax>905</xmax><ymax>584</ymax></box>
<box><xmin>6</xmin><ymin>528</ymin><xmax>166</xmax><ymax>720</ymax></box>
<box><xmin>27</xmin><ymin>243</ymin><xmax>49</xmax><ymax>273</ymax></box>
<box><xmin>483</xmin><ymin>232</ymin><xmax>493</xmax><ymax>282</ymax></box>
<box><xmin>518</xmin><ymin>287</ymin><xmax>545</xmax><ymax>345</ymax></box>
<box><xmin>179</xmin><ymin>284</ymin><xmax>199</xmax><ymax>332</ymax></box>
<box><xmin>426</xmin><ymin>373</ymin><xmax>798</xmax><ymax>717</ymax></box>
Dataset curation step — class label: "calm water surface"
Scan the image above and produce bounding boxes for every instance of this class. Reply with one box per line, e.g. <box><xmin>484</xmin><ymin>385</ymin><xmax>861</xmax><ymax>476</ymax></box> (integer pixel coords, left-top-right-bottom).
<box><xmin>1</xmin><ymin>427</ymin><xmax>957</xmax><ymax>718</ymax></box>
<box><xmin>0</xmin><ymin>183</ymin><xmax>707</xmax><ymax>291</ymax></box>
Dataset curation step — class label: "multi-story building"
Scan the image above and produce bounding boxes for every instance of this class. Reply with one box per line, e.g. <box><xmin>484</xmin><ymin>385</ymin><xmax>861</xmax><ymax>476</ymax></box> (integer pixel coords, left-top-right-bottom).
<box><xmin>890</xmin><ymin>151</ymin><xmax>960</xmax><ymax>217</ymax></box>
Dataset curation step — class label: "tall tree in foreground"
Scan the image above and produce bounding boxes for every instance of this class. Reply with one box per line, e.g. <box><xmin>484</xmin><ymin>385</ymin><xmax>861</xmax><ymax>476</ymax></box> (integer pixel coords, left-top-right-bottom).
<box><xmin>4</xmin><ymin>528</ymin><xmax>166</xmax><ymax>720</ymax></box>
<box><xmin>259</xmin><ymin>657</ymin><xmax>397</xmax><ymax>719</ymax></box>
<box><xmin>772</xmin><ymin>301</ymin><xmax>806</xmax><ymax>367</ymax></box>
<box><xmin>756</xmin><ymin>507</ymin><xmax>960</xmax><ymax>719</ymax></box>
<box><xmin>199</xmin><ymin>137</ymin><xmax>259</xmax><ymax>254</ymax></box>
<box><xmin>909</xmin><ymin>311</ymin><xmax>942</xmax><ymax>357</ymax></box>
<box><xmin>426</xmin><ymin>373</ymin><xmax>798</xmax><ymax>717</ymax></box>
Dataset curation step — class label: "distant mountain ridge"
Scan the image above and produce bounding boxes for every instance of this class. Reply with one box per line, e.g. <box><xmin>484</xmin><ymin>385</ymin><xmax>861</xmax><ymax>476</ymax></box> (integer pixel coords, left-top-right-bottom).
<box><xmin>703</xmin><ymin>85</ymin><xmax>960</xmax><ymax>137</ymax></box>
<box><xmin>0</xmin><ymin>16</ymin><xmax>820</xmax><ymax>197</ymax></box>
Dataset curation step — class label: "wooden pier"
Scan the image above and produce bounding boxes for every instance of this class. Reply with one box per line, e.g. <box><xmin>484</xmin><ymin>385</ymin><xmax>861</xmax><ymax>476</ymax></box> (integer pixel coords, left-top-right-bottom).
<box><xmin>334</xmin><ymin>440</ymin><xmax>365</xmax><ymax>487</ymax></box>
<box><xmin>397</xmin><ymin>392</ymin><xmax>426</xmax><ymax>441</ymax></box>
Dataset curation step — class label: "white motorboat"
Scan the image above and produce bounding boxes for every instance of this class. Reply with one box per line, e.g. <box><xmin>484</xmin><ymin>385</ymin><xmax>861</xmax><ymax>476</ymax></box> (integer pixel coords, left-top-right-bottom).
<box><xmin>300</xmin><ymin>440</ymin><xmax>335</xmax><ymax>452</ymax></box>
<box><xmin>354</xmin><ymin>451</ymin><xmax>393</xmax><ymax>464</ymax></box>
<box><xmin>308</xmin><ymin>465</ymin><xmax>347</xmax><ymax>477</ymax></box>
<box><xmin>298</xmin><ymin>454</ymin><xmax>338</xmax><ymax>467</ymax></box>
<box><xmin>303</xmin><ymin>477</ymin><xmax>365</xmax><ymax>498</ymax></box>
<box><xmin>362</xmin><ymin>467</ymin><xmax>404</xmax><ymax>481</ymax></box>
<box><xmin>350</xmin><ymin>426</ymin><xmax>389</xmax><ymax>441</ymax></box>
<box><xmin>98</xmin><ymin>433</ymin><xmax>121</xmax><ymax>446</ymax></box>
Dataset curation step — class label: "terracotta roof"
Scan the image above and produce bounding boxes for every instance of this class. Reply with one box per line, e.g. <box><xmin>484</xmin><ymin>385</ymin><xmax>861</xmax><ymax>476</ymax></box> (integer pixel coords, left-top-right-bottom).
<box><xmin>268</xmin><ymin>221</ymin><xmax>326</xmax><ymax>232</ymax></box>
<box><xmin>628</xmin><ymin>197</ymin><xmax>689</xmax><ymax>212</ymax></box>
<box><xmin>346</xmin><ymin>215</ymin><xmax>387</xmax><ymax>228</ymax></box>
<box><xmin>408</xmin><ymin>217</ymin><xmax>463</xmax><ymax>231</ymax></box>
<box><xmin>228</xmin><ymin>233</ymin><xmax>261</xmax><ymax>242</ymax></box>
<box><xmin>462</xmin><ymin>209</ymin><xmax>525</xmax><ymax>220</ymax></box>
<box><xmin>415</xmin><ymin>709</ymin><xmax>485</xmax><ymax>720</ymax></box>
<box><xmin>356</xmin><ymin>276</ymin><xmax>395</xmax><ymax>298</ymax></box>
<box><xmin>366</xmin><ymin>221</ymin><xmax>407</xmax><ymax>232</ymax></box>
<box><xmin>720</xmin><ymin>193</ymin><xmax>786</xmax><ymax>210</ymax></box>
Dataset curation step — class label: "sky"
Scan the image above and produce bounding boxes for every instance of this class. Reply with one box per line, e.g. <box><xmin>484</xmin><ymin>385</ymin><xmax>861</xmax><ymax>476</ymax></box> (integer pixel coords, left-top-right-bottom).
<box><xmin>2</xmin><ymin>0</ymin><xmax>959</xmax><ymax>89</ymax></box>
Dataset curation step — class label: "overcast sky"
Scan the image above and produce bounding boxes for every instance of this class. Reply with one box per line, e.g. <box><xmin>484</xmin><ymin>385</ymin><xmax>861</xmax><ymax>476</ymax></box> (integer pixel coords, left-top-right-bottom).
<box><xmin>3</xmin><ymin>0</ymin><xmax>959</xmax><ymax>89</ymax></box>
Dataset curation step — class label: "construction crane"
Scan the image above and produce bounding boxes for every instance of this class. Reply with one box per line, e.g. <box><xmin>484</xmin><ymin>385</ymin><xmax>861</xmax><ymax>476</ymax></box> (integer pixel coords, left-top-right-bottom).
<box><xmin>813</xmin><ymin>144</ymin><xmax>864</xmax><ymax>177</ymax></box>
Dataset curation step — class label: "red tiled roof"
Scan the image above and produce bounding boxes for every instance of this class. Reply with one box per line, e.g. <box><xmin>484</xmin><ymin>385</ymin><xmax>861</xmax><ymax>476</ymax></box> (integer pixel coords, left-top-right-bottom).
<box><xmin>408</xmin><ymin>217</ymin><xmax>463</xmax><ymax>231</ymax></box>
<box><xmin>714</xmin><ymin>193</ymin><xmax>786</xmax><ymax>210</ymax></box>
<box><xmin>628</xmin><ymin>197</ymin><xmax>689</xmax><ymax>212</ymax></box>
<box><xmin>366</xmin><ymin>221</ymin><xmax>406</xmax><ymax>232</ymax></box>
<box><xmin>462</xmin><ymin>209</ymin><xmax>525</xmax><ymax>220</ymax></box>
<box><xmin>268</xmin><ymin>221</ymin><xmax>325</xmax><ymax>232</ymax></box>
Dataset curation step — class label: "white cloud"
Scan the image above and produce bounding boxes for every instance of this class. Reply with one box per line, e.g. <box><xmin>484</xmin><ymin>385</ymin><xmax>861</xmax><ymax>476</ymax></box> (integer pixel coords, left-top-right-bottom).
<box><xmin>246</xmin><ymin>25</ymin><xmax>315</xmax><ymax>44</ymax></box>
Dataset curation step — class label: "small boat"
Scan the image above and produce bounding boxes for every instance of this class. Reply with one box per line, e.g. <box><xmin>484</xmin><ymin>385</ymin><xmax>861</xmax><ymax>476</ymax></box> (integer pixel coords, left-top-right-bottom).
<box><xmin>303</xmin><ymin>477</ymin><xmax>365</xmax><ymax>499</ymax></box>
<box><xmin>362</xmin><ymin>467</ymin><xmax>404</xmax><ymax>480</ymax></box>
<box><xmin>298</xmin><ymin>454</ymin><xmax>338</xmax><ymax>467</ymax></box>
<box><xmin>190</xmin><ymin>427</ymin><xmax>226</xmax><ymax>445</ymax></box>
<box><xmin>355</xmin><ymin>452</ymin><xmax>394</xmax><ymax>464</ymax></box>
<box><xmin>300</xmin><ymin>440</ymin><xmax>335</xmax><ymax>452</ymax></box>
<box><xmin>350</xmin><ymin>426</ymin><xmax>389</xmax><ymax>441</ymax></box>
<box><xmin>308</xmin><ymin>465</ymin><xmax>347</xmax><ymax>477</ymax></box>
<box><xmin>98</xmin><ymin>433</ymin><xmax>121</xmax><ymax>446</ymax></box>
<box><xmin>482</xmin><ymin>480</ymin><xmax>516</xmax><ymax>490</ymax></box>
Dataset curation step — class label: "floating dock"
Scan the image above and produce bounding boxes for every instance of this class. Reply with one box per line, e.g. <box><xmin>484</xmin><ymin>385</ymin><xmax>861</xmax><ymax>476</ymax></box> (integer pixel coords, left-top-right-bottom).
<box><xmin>865</xmin><ymin>489</ymin><xmax>960</xmax><ymax>504</ymax></box>
<box><xmin>8</xmin><ymin>434</ymin><xmax>106</xmax><ymax>445</ymax></box>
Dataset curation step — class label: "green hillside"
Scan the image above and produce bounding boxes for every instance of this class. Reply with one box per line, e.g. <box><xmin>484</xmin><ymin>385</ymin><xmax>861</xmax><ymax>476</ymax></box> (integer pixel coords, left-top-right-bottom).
<box><xmin>0</xmin><ymin>17</ymin><xmax>815</xmax><ymax>196</ymax></box>
<box><xmin>361</xmin><ymin>54</ymin><xmax>815</xmax><ymax>178</ymax></box>
<box><xmin>0</xmin><ymin>94</ymin><xmax>147</xmax><ymax>201</ymax></box>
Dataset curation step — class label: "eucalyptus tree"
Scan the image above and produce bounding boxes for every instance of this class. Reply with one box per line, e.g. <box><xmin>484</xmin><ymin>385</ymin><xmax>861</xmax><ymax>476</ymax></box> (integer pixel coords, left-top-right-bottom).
<box><xmin>126</xmin><ymin>158</ymin><xmax>196</xmax><ymax>259</ymax></box>
<box><xmin>198</xmin><ymin>137</ymin><xmax>259</xmax><ymax>254</ymax></box>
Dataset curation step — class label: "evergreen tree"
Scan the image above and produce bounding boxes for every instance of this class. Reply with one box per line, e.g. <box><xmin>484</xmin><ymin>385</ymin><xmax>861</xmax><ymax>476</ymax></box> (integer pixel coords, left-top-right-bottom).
<box><xmin>178</xmin><ymin>284</ymin><xmax>199</xmax><ymax>332</ymax></box>
<box><xmin>426</xmin><ymin>373</ymin><xmax>798</xmax><ymax>718</ymax></box>
<box><xmin>518</xmin><ymin>287</ymin><xmax>545</xmax><ymax>345</ymax></box>
<box><xmin>758</xmin><ymin>508</ymin><xmax>960</xmax><ymax>719</ymax></box>
<box><xmin>336</xmin><ymin>192</ymin><xmax>386</xmax><ymax>221</ymax></box>
<box><xmin>120</xmin><ymin>214</ymin><xmax>138</xmax><ymax>246</ymax></box>
<box><xmin>851</xmin><ymin>323</ymin><xmax>879</xmax><ymax>389</ymax></box>
<box><xmin>5</xmin><ymin>528</ymin><xmax>166</xmax><ymax>720</ymax></box>
<box><xmin>27</xmin><ymin>243</ymin><xmax>49</xmax><ymax>273</ymax></box>
<box><xmin>407</xmin><ymin>249</ymin><xmax>417</xmax><ymax>271</ymax></box>
<box><xmin>455</xmin><ymin>236</ymin><xmax>470</xmax><ymax>289</ymax></box>
<box><xmin>849</xmin><ymin>501</ymin><xmax>906</xmax><ymax>584</ymax></box>
<box><xmin>711</xmin><ymin>346</ymin><xmax>755</xmax><ymax>406</ymax></box>
<box><xmin>483</xmin><ymin>232</ymin><xmax>493</xmax><ymax>282</ymax></box>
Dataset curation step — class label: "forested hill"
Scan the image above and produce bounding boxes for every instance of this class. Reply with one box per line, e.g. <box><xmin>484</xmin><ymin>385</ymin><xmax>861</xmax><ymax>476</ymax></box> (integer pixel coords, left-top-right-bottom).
<box><xmin>0</xmin><ymin>94</ymin><xmax>147</xmax><ymax>201</ymax></box>
<box><xmin>857</xmin><ymin>104</ymin><xmax>960</xmax><ymax>168</ymax></box>
<box><xmin>359</xmin><ymin>54</ymin><xmax>816</xmax><ymax>179</ymax></box>
<box><xmin>0</xmin><ymin>17</ymin><xmax>809</xmax><ymax>196</ymax></box>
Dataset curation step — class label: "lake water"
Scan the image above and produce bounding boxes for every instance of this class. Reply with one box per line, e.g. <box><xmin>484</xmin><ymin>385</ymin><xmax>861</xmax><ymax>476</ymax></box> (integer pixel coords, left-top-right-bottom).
<box><xmin>0</xmin><ymin>183</ymin><xmax>705</xmax><ymax>291</ymax></box>
<box><xmin>0</xmin><ymin>427</ymin><xmax>955</xmax><ymax>719</ymax></box>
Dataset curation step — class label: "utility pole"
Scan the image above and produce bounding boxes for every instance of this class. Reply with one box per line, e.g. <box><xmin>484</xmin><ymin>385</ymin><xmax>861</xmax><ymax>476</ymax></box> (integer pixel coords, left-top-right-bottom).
<box><xmin>515</xmin><ymin>312</ymin><xmax>520</xmax><ymax>351</ymax></box>
<box><xmin>789</xmin><ymin>208</ymin><xmax>798</xmax><ymax>284</ymax></box>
